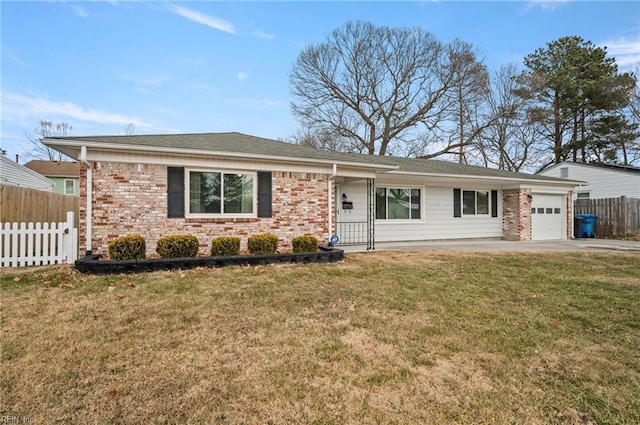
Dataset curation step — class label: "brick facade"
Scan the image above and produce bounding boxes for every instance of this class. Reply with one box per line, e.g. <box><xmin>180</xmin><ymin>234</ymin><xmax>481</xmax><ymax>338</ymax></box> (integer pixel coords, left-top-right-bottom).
<box><xmin>80</xmin><ymin>162</ymin><xmax>330</xmax><ymax>258</ymax></box>
<box><xmin>565</xmin><ymin>191</ymin><xmax>574</xmax><ymax>239</ymax></box>
<box><xmin>502</xmin><ymin>189</ymin><xmax>532</xmax><ymax>241</ymax></box>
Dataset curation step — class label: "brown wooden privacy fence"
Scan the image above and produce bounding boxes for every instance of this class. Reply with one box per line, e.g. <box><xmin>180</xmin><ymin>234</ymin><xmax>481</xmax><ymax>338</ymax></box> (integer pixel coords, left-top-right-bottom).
<box><xmin>574</xmin><ymin>196</ymin><xmax>640</xmax><ymax>237</ymax></box>
<box><xmin>1</xmin><ymin>185</ymin><xmax>79</xmax><ymax>227</ymax></box>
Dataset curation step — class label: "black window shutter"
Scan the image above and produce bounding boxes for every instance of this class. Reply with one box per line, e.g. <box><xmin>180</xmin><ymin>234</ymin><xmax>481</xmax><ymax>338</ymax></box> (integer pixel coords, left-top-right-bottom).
<box><xmin>453</xmin><ymin>188</ymin><xmax>461</xmax><ymax>218</ymax></box>
<box><xmin>491</xmin><ymin>190</ymin><xmax>498</xmax><ymax>218</ymax></box>
<box><xmin>167</xmin><ymin>167</ymin><xmax>185</xmax><ymax>218</ymax></box>
<box><xmin>257</xmin><ymin>171</ymin><xmax>272</xmax><ymax>218</ymax></box>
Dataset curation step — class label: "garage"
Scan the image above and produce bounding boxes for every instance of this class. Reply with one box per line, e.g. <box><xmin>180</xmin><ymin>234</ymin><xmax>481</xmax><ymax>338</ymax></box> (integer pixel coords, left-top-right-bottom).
<box><xmin>531</xmin><ymin>193</ymin><xmax>565</xmax><ymax>240</ymax></box>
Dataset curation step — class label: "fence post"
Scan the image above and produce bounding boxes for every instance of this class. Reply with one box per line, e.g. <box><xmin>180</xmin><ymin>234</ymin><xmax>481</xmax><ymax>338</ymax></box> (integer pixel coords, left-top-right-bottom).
<box><xmin>621</xmin><ymin>196</ymin><xmax>628</xmax><ymax>236</ymax></box>
<box><xmin>63</xmin><ymin>211</ymin><xmax>77</xmax><ymax>264</ymax></box>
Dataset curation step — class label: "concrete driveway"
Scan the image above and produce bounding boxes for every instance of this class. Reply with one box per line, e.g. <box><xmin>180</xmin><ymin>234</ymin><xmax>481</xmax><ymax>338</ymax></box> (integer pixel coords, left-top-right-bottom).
<box><xmin>341</xmin><ymin>238</ymin><xmax>640</xmax><ymax>253</ymax></box>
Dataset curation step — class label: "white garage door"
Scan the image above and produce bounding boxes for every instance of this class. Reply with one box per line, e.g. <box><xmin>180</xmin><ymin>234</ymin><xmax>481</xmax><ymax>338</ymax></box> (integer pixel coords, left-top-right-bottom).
<box><xmin>531</xmin><ymin>194</ymin><xmax>564</xmax><ymax>240</ymax></box>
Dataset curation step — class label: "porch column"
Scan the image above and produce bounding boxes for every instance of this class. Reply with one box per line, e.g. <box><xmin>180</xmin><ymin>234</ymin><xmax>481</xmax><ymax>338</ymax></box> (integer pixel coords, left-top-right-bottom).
<box><xmin>367</xmin><ymin>178</ymin><xmax>375</xmax><ymax>250</ymax></box>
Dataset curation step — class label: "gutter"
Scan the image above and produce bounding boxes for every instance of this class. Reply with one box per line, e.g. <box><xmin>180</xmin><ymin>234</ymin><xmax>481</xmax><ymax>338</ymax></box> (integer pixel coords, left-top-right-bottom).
<box><xmin>79</xmin><ymin>146</ymin><xmax>92</xmax><ymax>255</ymax></box>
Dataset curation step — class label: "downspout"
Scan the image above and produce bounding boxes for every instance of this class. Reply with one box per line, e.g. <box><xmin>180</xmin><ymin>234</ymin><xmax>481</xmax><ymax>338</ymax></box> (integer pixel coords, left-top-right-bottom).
<box><xmin>328</xmin><ymin>164</ymin><xmax>337</xmax><ymax>245</ymax></box>
<box><xmin>79</xmin><ymin>146</ymin><xmax>92</xmax><ymax>255</ymax></box>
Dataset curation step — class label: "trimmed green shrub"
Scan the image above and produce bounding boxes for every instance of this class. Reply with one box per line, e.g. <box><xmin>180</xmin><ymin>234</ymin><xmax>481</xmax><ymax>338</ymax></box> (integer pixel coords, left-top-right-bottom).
<box><xmin>247</xmin><ymin>233</ymin><xmax>279</xmax><ymax>255</ymax></box>
<box><xmin>108</xmin><ymin>235</ymin><xmax>146</xmax><ymax>261</ymax></box>
<box><xmin>292</xmin><ymin>235</ymin><xmax>318</xmax><ymax>253</ymax></box>
<box><xmin>211</xmin><ymin>236</ymin><xmax>241</xmax><ymax>256</ymax></box>
<box><xmin>156</xmin><ymin>234</ymin><xmax>199</xmax><ymax>258</ymax></box>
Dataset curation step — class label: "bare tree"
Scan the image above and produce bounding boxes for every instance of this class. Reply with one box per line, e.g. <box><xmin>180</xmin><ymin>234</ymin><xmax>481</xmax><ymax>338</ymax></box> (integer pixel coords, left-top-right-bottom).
<box><xmin>121</xmin><ymin>122</ymin><xmax>138</xmax><ymax>135</ymax></box>
<box><xmin>288</xmin><ymin>128</ymin><xmax>360</xmax><ymax>152</ymax></box>
<box><xmin>443</xmin><ymin>40</ymin><xmax>491</xmax><ymax>163</ymax></box>
<box><xmin>24</xmin><ymin>121</ymin><xmax>73</xmax><ymax>161</ymax></box>
<box><xmin>291</xmin><ymin>21</ymin><xmax>492</xmax><ymax>157</ymax></box>
<box><xmin>473</xmin><ymin>64</ymin><xmax>549</xmax><ymax>172</ymax></box>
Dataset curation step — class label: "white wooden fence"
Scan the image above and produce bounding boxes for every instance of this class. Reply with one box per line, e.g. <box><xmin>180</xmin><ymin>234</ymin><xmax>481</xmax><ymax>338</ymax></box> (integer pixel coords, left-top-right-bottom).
<box><xmin>1</xmin><ymin>211</ymin><xmax>78</xmax><ymax>267</ymax></box>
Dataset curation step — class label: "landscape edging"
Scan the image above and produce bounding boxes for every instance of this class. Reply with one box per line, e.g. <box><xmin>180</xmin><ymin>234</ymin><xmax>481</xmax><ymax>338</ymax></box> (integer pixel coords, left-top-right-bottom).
<box><xmin>75</xmin><ymin>246</ymin><xmax>344</xmax><ymax>274</ymax></box>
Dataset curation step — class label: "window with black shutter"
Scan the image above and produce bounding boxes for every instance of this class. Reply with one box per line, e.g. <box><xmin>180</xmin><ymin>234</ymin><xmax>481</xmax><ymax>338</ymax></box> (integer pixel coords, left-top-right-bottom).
<box><xmin>257</xmin><ymin>171</ymin><xmax>272</xmax><ymax>218</ymax></box>
<box><xmin>491</xmin><ymin>190</ymin><xmax>498</xmax><ymax>218</ymax></box>
<box><xmin>167</xmin><ymin>167</ymin><xmax>184</xmax><ymax>218</ymax></box>
<box><xmin>453</xmin><ymin>188</ymin><xmax>461</xmax><ymax>218</ymax></box>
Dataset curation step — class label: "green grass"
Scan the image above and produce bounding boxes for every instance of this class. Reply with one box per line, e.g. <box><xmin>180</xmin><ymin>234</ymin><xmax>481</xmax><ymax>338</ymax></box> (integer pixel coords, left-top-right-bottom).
<box><xmin>1</xmin><ymin>252</ymin><xmax>639</xmax><ymax>424</ymax></box>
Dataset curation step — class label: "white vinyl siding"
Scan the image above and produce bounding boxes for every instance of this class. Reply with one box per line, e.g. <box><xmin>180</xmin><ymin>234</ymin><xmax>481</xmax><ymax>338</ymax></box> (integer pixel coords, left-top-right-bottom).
<box><xmin>336</xmin><ymin>182</ymin><xmax>502</xmax><ymax>242</ymax></box>
<box><xmin>0</xmin><ymin>156</ymin><xmax>54</xmax><ymax>191</ymax></box>
<box><xmin>539</xmin><ymin>162</ymin><xmax>640</xmax><ymax>199</ymax></box>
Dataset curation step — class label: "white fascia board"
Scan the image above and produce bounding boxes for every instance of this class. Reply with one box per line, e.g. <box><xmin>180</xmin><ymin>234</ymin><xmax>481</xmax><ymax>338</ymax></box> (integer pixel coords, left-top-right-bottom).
<box><xmin>43</xmin><ymin>139</ymin><xmax>398</xmax><ymax>173</ymax></box>
<box><xmin>387</xmin><ymin>170</ymin><xmax>583</xmax><ymax>189</ymax></box>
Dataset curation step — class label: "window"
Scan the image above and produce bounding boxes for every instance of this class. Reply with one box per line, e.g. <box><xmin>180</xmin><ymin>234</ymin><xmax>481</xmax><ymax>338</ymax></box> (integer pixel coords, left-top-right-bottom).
<box><xmin>64</xmin><ymin>179</ymin><xmax>75</xmax><ymax>195</ymax></box>
<box><xmin>577</xmin><ymin>192</ymin><xmax>590</xmax><ymax>199</ymax></box>
<box><xmin>560</xmin><ymin>167</ymin><xmax>569</xmax><ymax>178</ymax></box>
<box><xmin>376</xmin><ymin>187</ymin><xmax>421</xmax><ymax>220</ymax></box>
<box><xmin>188</xmin><ymin>171</ymin><xmax>254</xmax><ymax>216</ymax></box>
<box><xmin>463</xmin><ymin>190</ymin><xmax>489</xmax><ymax>215</ymax></box>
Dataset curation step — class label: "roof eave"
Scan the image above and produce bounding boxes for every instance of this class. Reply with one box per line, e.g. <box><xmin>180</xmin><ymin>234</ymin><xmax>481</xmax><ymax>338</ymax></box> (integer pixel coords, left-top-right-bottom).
<box><xmin>43</xmin><ymin>138</ymin><xmax>399</xmax><ymax>172</ymax></box>
<box><xmin>388</xmin><ymin>169</ymin><xmax>584</xmax><ymax>186</ymax></box>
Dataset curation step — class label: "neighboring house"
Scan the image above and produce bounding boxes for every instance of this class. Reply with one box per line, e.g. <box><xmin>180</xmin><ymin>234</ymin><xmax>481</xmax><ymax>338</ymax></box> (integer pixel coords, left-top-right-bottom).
<box><xmin>0</xmin><ymin>155</ymin><xmax>54</xmax><ymax>191</ymax></box>
<box><xmin>43</xmin><ymin>133</ymin><xmax>580</xmax><ymax>257</ymax></box>
<box><xmin>537</xmin><ymin>161</ymin><xmax>640</xmax><ymax>200</ymax></box>
<box><xmin>24</xmin><ymin>160</ymin><xmax>80</xmax><ymax>196</ymax></box>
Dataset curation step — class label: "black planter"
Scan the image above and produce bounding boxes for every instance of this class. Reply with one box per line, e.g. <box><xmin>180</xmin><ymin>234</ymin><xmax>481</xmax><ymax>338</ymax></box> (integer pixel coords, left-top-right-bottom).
<box><xmin>75</xmin><ymin>246</ymin><xmax>344</xmax><ymax>274</ymax></box>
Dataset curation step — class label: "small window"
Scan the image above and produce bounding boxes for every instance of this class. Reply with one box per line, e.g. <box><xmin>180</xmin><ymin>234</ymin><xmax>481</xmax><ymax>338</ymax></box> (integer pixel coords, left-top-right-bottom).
<box><xmin>554</xmin><ymin>208</ymin><xmax>561</xmax><ymax>214</ymax></box>
<box><xmin>546</xmin><ymin>208</ymin><xmax>553</xmax><ymax>214</ymax></box>
<box><xmin>577</xmin><ymin>192</ymin><xmax>590</xmax><ymax>199</ymax></box>
<box><xmin>560</xmin><ymin>167</ymin><xmax>569</xmax><ymax>178</ymax></box>
<box><xmin>537</xmin><ymin>208</ymin><xmax>545</xmax><ymax>214</ymax></box>
<box><xmin>64</xmin><ymin>179</ymin><xmax>75</xmax><ymax>195</ymax></box>
<box><xmin>462</xmin><ymin>190</ymin><xmax>489</xmax><ymax>215</ymax></box>
<box><xmin>531</xmin><ymin>208</ymin><xmax>536</xmax><ymax>214</ymax></box>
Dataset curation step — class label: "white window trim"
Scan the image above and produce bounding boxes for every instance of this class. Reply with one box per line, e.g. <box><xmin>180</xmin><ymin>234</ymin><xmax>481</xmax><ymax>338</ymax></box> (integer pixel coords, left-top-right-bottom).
<box><xmin>185</xmin><ymin>168</ymin><xmax>257</xmax><ymax>218</ymax></box>
<box><xmin>375</xmin><ymin>185</ymin><xmax>425</xmax><ymax>223</ymax></box>
<box><xmin>462</xmin><ymin>190</ymin><xmax>490</xmax><ymax>216</ymax></box>
<box><xmin>576</xmin><ymin>192</ymin><xmax>590</xmax><ymax>199</ymax></box>
<box><xmin>64</xmin><ymin>179</ymin><xmax>76</xmax><ymax>195</ymax></box>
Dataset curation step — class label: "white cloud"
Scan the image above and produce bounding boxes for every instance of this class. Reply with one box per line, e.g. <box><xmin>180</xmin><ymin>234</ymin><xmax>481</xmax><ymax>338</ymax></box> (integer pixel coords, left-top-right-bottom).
<box><xmin>167</xmin><ymin>3</ymin><xmax>235</xmax><ymax>35</ymax></box>
<box><xmin>2</xmin><ymin>47</ymin><xmax>30</xmax><ymax>67</ymax></box>
<box><xmin>72</xmin><ymin>5</ymin><xmax>91</xmax><ymax>18</ymax></box>
<box><xmin>520</xmin><ymin>0</ymin><xmax>572</xmax><ymax>15</ymax></box>
<box><xmin>253</xmin><ymin>30</ymin><xmax>275</xmax><ymax>40</ymax></box>
<box><xmin>601</xmin><ymin>37</ymin><xmax>640</xmax><ymax>68</ymax></box>
<box><xmin>237</xmin><ymin>72</ymin><xmax>248</xmax><ymax>80</ymax></box>
<box><xmin>1</xmin><ymin>90</ymin><xmax>152</xmax><ymax>128</ymax></box>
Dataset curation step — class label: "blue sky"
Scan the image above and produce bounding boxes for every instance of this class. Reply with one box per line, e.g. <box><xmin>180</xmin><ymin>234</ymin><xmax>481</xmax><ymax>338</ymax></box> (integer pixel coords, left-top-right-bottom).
<box><xmin>2</xmin><ymin>0</ymin><xmax>639</xmax><ymax>163</ymax></box>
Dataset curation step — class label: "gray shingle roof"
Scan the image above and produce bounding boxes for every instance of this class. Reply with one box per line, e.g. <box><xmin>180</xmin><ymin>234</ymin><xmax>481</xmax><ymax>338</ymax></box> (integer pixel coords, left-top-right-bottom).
<box><xmin>45</xmin><ymin>132</ymin><xmax>573</xmax><ymax>183</ymax></box>
<box><xmin>24</xmin><ymin>160</ymin><xmax>80</xmax><ymax>178</ymax></box>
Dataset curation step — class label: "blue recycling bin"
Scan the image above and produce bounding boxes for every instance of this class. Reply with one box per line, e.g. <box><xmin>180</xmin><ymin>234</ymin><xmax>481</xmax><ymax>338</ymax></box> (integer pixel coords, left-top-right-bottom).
<box><xmin>575</xmin><ymin>214</ymin><xmax>598</xmax><ymax>238</ymax></box>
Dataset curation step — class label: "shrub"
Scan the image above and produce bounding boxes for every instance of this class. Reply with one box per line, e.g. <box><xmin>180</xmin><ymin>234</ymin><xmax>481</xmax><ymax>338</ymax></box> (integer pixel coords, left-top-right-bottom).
<box><xmin>247</xmin><ymin>233</ymin><xmax>279</xmax><ymax>255</ymax></box>
<box><xmin>211</xmin><ymin>236</ymin><xmax>241</xmax><ymax>256</ymax></box>
<box><xmin>292</xmin><ymin>235</ymin><xmax>318</xmax><ymax>253</ymax></box>
<box><xmin>108</xmin><ymin>235</ymin><xmax>146</xmax><ymax>261</ymax></box>
<box><xmin>156</xmin><ymin>235</ymin><xmax>199</xmax><ymax>258</ymax></box>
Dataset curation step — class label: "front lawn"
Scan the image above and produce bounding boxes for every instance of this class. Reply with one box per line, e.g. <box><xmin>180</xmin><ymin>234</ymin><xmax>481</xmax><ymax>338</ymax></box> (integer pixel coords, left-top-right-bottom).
<box><xmin>1</xmin><ymin>252</ymin><xmax>638</xmax><ymax>424</ymax></box>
